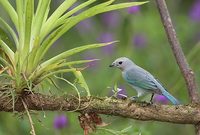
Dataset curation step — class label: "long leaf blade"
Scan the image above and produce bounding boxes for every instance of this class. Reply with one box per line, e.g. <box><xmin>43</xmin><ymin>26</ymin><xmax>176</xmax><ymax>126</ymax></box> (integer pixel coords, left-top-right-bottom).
<box><xmin>54</xmin><ymin>0</ymin><xmax>97</xmax><ymax>32</ymax></box>
<box><xmin>39</xmin><ymin>41</ymin><xmax>117</xmax><ymax>70</ymax></box>
<box><xmin>32</xmin><ymin>0</ymin><xmax>50</xmax><ymax>45</ymax></box>
<box><xmin>73</xmin><ymin>70</ymin><xmax>90</xmax><ymax>96</ymax></box>
<box><xmin>102</xmin><ymin>1</ymin><xmax>148</xmax><ymax>12</ymax></box>
<box><xmin>57</xmin><ymin>59</ymin><xmax>99</xmax><ymax>68</ymax></box>
<box><xmin>39</xmin><ymin>59</ymin><xmax>99</xmax><ymax>73</ymax></box>
<box><xmin>0</xmin><ymin>0</ymin><xmax>19</xmax><ymax>31</ymax></box>
<box><xmin>0</xmin><ymin>17</ymin><xmax>19</xmax><ymax>47</ymax></box>
<box><xmin>40</xmin><ymin>0</ymin><xmax>77</xmax><ymax>40</ymax></box>
<box><xmin>0</xmin><ymin>39</ymin><xmax>15</xmax><ymax>66</ymax></box>
<box><xmin>24</xmin><ymin>0</ymin><xmax>34</xmax><ymax>54</ymax></box>
<box><xmin>16</xmin><ymin>0</ymin><xmax>25</xmax><ymax>50</ymax></box>
<box><xmin>36</xmin><ymin>68</ymin><xmax>76</xmax><ymax>83</ymax></box>
<box><xmin>33</xmin><ymin>0</ymin><xmax>115</xmax><ymax>66</ymax></box>
<box><xmin>38</xmin><ymin>0</ymin><xmax>147</xmax><ymax>61</ymax></box>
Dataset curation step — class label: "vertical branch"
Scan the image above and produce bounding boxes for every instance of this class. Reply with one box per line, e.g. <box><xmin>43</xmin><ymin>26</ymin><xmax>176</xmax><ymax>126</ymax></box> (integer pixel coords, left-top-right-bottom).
<box><xmin>155</xmin><ymin>0</ymin><xmax>199</xmax><ymax>103</ymax></box>
<box><xmin>155</xmin><ymin>0</ymin><xmax>200</xmax><ymax>134</ymax></box>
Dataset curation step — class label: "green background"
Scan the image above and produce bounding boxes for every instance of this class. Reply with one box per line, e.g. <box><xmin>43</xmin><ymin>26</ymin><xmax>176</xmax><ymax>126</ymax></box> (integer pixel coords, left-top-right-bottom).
<box><xmin>0</xmin><ymin>0</ymin><xmax>199</xmax><ymax>135</ymax></box>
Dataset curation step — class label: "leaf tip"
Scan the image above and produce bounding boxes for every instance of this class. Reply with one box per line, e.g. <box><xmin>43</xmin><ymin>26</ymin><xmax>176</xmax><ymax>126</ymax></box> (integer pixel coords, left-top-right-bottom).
<box><xmin>89</xmin><ymin>59</ymin><xmax>101</xmax><ymax>62</ymax></box>
<box><xmin>105</xmin><ymin>40</ymin><xmax>119</xmax><ymax>46</ymax></box>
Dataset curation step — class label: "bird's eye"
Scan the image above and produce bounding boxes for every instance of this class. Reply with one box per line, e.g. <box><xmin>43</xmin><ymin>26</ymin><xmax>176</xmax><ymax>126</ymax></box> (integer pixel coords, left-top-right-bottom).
<box><xmin>118</xmin><ymin>61</ymin><xmax>123</xmax><ymax>64</ymax></box>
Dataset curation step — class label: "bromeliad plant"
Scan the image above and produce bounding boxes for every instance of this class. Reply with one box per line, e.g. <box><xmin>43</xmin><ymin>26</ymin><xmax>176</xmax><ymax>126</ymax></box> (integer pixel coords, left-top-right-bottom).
<box><xmin>0</xmin><ymin>0</ymin><xmax>147</xmax><ymax>94</ymax></box>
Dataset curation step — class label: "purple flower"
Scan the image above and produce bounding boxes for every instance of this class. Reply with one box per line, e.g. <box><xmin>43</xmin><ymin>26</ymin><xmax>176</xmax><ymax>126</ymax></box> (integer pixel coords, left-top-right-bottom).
<box><xmin>127</xmin><ymin>6</ymin><xmax>140</xmax><ymax>14</ymax></box>
<box><xmin>53</xmin><ymin>115</ymin><xmax>68</xmax><ymax>129</ymax></box>
<box><xmin>97</xmin><ymin>32</ymin><xmax>115</xmax><ymax>54</ymax></box>
<box><xmin>153</xmin><ymin>94</ymin><xmax>169</xmax><ymax>104</ymax></box>
<box><xmin>109</xmin><ymin>86</ymin><xmax>127</xmax><ymax>99</ymax></box>
<box><xmin>189</xmin><ymin>0</ymin><xmax>200</xmax><ymax>22</ymax></box>
<box><xmin>100</xmin><ymin>11</ymin><xmax>121</xmax><ymax>28</ymax></box>
<box><xmin>76</xmin><ymin>18</ymin><xmax>93</xmax><ymax>33</ymax></box>
<box><xmin>116</xmin><ymin>87</ymin><xmax>127</xmax><ymax>99</ymax></box>
<box><xmin>132</xmin><ymin>33</ymin><xmax>147</xmax><ymax>48</ymax></box>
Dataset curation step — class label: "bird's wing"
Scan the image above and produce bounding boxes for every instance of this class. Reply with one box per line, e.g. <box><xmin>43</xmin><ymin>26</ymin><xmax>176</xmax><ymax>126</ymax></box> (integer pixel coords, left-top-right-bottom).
<box><xmin>124</xmin><ymin>67</ymin><xmax>161</xmax><ymax>93</ymax></box>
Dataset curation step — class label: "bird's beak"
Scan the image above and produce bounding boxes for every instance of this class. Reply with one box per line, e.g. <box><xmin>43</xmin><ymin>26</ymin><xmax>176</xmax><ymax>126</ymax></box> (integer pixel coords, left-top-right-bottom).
<box><xmin>109</xmin><ymin>63</ymin><xmax>114</xmax><ymax>67</ymax></box>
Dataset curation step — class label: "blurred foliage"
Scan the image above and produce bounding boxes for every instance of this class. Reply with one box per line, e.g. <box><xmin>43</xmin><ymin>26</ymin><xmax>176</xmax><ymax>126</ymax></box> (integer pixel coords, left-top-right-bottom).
<box><xmin>0</xmin><ymin>0</ymin><xmax>200</xmax><ymax>135</ymax></box>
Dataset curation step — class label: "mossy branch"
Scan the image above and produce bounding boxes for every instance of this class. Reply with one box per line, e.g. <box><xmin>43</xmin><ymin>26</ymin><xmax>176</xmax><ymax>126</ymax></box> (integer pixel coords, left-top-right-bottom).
<box><xmin>0</xmin><ymin>92</ymin><xmax>200</xmax><ymax>125</ymax></box>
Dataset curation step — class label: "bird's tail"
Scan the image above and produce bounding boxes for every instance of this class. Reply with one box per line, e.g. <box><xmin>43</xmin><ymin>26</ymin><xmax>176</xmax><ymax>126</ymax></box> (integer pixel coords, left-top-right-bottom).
<box><xmin>162</xmin><ymin>90</ymin><xmax>180</xmax><ymax>105</ymax></box>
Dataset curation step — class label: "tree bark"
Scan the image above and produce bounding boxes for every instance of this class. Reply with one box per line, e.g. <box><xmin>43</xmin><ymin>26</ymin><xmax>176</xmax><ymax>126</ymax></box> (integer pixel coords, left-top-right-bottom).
<box><xmin>155</xmin><ymin>0</ymin><xmax>199</xmax><ymax>103</ymax></box>
<box><xmin>0</xmin><ymin>92</ymin><xmax>200</xmax><ymax>124</ymax></box>
<box><xmin>155</xmin><ymin>0</ymin><xmax>200</xmax><ymax>134</ymax></box>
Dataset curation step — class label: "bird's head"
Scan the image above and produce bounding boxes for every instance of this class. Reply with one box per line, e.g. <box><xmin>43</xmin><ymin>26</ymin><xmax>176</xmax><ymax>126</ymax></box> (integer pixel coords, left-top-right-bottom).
<box><xmin>109</xmin><ymin>57</ymin><xmax>134</xmax><ymax>71</ymax></box>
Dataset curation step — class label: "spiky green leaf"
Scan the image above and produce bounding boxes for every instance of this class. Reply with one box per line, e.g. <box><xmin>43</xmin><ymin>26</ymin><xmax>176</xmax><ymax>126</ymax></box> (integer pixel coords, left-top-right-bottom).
<box><xmin>53</xmin><ymin>0</ymin><xmax>97</xmax><ymax>33</ymax></box>
<box><xmin>24</xmin><ymin>0</ymin><xmax>34</xmax><ymax>54</ymax></box>
<box><xmin>39</xmin><ymin>59</ymin><xmax>99</xmax><ymax>74</ymax></box>
<box><xmin>102</xmin><ymin>1</ymin><xmax>148</xmax><ymax>12</ymax></box>
<box><xmin>16</xmin><ymin>0</ymin><xmax>25</xmax><ymax>51</ymax></box>
<box><xmin>0</xmin><ymin>0</ymin><xmax>18</xmax><ymax>31</ymax></box>
<box><xmin>39</xmin><ymin>41</ymin><xmax>116</xmax><ymax>72</ymax></box>
<box><xmin>34</xmin><ymin>0</ymin><xmax>115</xmax><ymax>64</ymax></box>
<box><xmin>36</xmin><ymin>68</ymin><xmax>76</xmax><ymax>83</ymax></box>
<box><xmin>0</xmin><ymin>17</ymin><xmax>19</xmax><ymax>47</ymax></box>
<box><xmin>40</xmin><ymin>0</ymin><xmax>77</xmax><ymax>40</ymax></box>
<box><xmin>73</xmin><ymin>70</ymin><xmax>90</xmax><ymax>96</ymax></box>
<box><xmin>0</xmin><ymin>39</ymin><xmax>15</xmax><ymax>67</ymax></box>
<box><xmin>32</xmin><ymin>0</ymin><xmax>50</xmax><ymax>45</ymax></box>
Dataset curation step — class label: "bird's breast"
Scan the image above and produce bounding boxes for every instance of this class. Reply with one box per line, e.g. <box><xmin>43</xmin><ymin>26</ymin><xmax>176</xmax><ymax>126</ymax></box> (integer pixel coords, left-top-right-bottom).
<box><xmin>121</xmin><ymin>71</ymin><xmax>127</xmax><ymax>80</ymax></box>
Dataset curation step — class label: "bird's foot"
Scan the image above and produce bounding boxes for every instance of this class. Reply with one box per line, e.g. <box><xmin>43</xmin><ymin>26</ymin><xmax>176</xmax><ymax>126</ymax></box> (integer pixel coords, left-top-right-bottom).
<box><xmin>148</xmin><ymin>101</ymin><xmax>154</xmax><ymax>105</ymax></box>
<box><xmin>149</xmin><ymin>100</ymin><xmax>154</xmax><ymax>105</ymax></box>
<box><xmin>149</xmin><ymin>93</ymin><xmax>154</xmax><ymax>104</ymax></box>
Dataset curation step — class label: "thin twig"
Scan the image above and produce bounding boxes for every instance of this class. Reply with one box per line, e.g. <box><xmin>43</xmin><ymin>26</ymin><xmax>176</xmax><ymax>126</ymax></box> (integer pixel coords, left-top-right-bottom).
<box><xmin>21</xmin><ymin>98</ymin><xmax>36</xmax><ymax>135</ymax></box>
<box><xmin>155</xmin><ymin>0</ymin><xmax>199</xmax><ymax>103</ymax></box>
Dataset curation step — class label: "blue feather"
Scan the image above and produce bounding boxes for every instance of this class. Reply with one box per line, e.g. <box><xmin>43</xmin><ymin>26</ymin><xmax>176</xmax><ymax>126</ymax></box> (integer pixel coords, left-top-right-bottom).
<box><xmin>162</xmin><ymin>90</ymin><xmax>180</xmax><ymax>105</ymax></box>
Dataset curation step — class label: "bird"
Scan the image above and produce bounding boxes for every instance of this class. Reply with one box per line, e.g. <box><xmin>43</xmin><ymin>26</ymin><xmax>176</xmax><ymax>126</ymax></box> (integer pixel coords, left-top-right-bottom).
<box><xmin>109</xmin><ymin>57</ymin><xmax>180</xmax><ymax>105</ymax></box>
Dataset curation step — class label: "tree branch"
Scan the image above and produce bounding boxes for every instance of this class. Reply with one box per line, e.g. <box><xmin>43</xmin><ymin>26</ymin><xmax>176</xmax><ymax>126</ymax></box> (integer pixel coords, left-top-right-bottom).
<box><xmin>0</xmin><ymin>92</ymin><xmax>200</xmax><ymax>125</ymax></box>
<box><xmin>155</xmin><ymin>0</ymin><xmax>200</xmax><ymax>134</ymax></box>
<box><xmin>155</xmin><ymin>0</ymin><xmax>199</xmax><ymax>103</ymax></box>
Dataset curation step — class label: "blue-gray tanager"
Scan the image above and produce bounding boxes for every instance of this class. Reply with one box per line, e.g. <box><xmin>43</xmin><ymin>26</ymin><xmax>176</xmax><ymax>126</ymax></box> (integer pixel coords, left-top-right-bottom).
<box><xmin>109</xmin><ymin>57</ymin><xmax>180</xmax><ymax>105</ymax></box>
